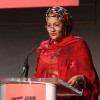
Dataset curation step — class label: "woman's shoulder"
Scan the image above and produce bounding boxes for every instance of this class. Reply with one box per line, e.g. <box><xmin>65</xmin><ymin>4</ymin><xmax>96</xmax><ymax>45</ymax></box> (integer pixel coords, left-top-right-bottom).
<box><xmin>37</xmin><ymin>39</ymin><xmax>50</xmax><ymax>50</ymax></box>
<box><xmin>71</xmin><ymin>34</ymin><xmax>87</xmax><ymax>44</ymax></box>
<box><xmin>71</xmin><ymin>35</ymin><xmax>89</xmax><ymax>49</ymax></box>
<box><xmin>72</xmin><ymin>35</ymin><xmax>84</xmax><ymax>41</ymax></box>
<box><xmin>40</xmin><ymin>39</ymin><xmax>49</xmax><ymax>46</ymax></box>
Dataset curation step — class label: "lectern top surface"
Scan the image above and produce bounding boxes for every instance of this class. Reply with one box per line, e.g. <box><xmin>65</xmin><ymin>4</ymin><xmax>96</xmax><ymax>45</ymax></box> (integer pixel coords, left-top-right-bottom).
<box><xmin>0</xmin><ymin>78</ymin><xmax>83</xmax><ymax>96</ymax></box>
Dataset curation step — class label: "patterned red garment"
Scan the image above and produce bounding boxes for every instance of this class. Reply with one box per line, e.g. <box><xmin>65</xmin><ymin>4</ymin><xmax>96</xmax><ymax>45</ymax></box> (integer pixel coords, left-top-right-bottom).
<box><xmin>34</xmin><ymin>34</ymin><xmax>99</xmax><ymax>100</ymax></box>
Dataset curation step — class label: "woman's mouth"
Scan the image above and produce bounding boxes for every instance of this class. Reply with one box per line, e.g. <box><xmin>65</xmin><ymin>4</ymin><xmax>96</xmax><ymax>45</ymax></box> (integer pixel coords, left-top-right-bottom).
<box><xmin>51</xmin><ymin>33</ymin><xmax>56</xmax><ymax>36</ymax></box>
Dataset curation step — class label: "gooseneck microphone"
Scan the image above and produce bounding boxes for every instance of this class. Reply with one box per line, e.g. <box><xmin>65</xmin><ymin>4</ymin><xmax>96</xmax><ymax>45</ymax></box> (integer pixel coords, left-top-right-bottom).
<box><xmin>20</xmin><ymin>47</ymin><xmax>36</xmax><ymax>78</ymax></box>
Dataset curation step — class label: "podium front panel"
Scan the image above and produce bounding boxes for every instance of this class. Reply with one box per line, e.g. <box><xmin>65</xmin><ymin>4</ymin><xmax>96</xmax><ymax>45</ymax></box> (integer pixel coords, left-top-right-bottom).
<box><xmin>0</xmin><ymin>83</ymin><xmax>56</xmax><ymax>100</ymax></box>
<box><xmin>0</xmin><ymin>78</ymin><xmax>83</xmax><ymax>100</ymax></box>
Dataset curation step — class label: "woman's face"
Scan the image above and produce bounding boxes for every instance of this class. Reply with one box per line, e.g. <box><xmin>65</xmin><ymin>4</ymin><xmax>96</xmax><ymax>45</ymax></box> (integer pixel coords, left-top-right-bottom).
<box><xmin>46</xmin><ymin>17</ymin><xmax>66</xmax><ymax>43</ymax></box>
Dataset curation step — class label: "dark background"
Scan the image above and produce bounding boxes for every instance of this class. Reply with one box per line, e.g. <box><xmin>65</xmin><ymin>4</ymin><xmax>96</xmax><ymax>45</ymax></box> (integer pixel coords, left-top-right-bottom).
<box><xmin>0</xmin><ymin>0</ymin><xmax>100</xmax><ymax>83</ymax></box>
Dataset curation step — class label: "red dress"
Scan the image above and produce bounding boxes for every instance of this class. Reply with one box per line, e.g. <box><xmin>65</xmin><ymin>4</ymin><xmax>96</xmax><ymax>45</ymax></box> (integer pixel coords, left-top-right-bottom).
<box><xmin>34</xmin><ymin>34</ymin><xmax>99</xmax><ymax>100</ymax></box>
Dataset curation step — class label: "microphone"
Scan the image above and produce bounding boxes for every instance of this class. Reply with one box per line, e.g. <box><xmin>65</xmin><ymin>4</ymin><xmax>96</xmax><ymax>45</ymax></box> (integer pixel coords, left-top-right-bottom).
<box><xmin>20</xmin><ymin>47</ymin><xmax>36</xmax><ymax>78</ymax></box>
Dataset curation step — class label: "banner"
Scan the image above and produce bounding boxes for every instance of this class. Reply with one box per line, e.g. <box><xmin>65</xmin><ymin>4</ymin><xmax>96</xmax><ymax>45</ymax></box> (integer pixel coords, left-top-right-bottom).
<box><xmin>0</xmin><ymin>0</ymin><xmax>79</xmax><ymax>9</ymax></box>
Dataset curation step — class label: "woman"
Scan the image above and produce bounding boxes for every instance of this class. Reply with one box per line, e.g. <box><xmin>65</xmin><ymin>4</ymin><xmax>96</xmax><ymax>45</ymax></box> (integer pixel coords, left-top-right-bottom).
<box><xmin>34</xmin><ymin>6</ymin><xmax>99</xmax><ymax>100</ymax></box>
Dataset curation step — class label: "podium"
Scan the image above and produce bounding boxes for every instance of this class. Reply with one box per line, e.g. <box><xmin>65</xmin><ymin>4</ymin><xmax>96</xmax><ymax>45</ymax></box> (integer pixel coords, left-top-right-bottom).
<box><xmin>0</xmin><ymin>78</ymin><xmax>83</xmax><ymax>100</ymax></box>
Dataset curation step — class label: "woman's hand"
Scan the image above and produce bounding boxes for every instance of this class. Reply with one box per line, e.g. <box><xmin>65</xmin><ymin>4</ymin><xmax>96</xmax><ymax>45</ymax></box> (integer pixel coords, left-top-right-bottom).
<box><xmin>67</xmin><ymin>75</ymin><xmax>84</xmax><ymax>86</ymax></box>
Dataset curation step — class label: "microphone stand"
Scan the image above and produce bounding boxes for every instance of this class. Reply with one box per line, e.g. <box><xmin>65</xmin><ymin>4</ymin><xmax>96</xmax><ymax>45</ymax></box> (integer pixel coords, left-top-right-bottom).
<box><xmin>20</xmin><ymin>47</ymin><xmax>36</xmax><ymax>78</ymax></box>
<box><xmin>24</xmin><ymin>57</ymin><xmax>29</xmax><ymax>78</ymax></box>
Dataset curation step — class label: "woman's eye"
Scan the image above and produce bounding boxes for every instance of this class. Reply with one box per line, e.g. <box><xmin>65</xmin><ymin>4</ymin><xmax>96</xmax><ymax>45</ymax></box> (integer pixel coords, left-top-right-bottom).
<box><xmin>55</xmin><ymin>24</ymin><xmax>60</xmax><ymax>26</ymax></box>
<box><xmin>47</xmin><ymin>25</ymin><xmax>51</xmax><ymax>27</ymax></box>
<box><xmin>54</xmin><ymin>24</ymin><xmax>62</xmax><ymax>28</ymax></box>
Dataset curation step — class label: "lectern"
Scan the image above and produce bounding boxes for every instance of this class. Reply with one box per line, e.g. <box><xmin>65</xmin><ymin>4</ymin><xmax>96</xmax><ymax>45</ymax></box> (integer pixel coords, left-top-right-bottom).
<box><xmin>0</xmin><ymin>78</ymin><xmax>83</xmax><ymax>100</ymax></box>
